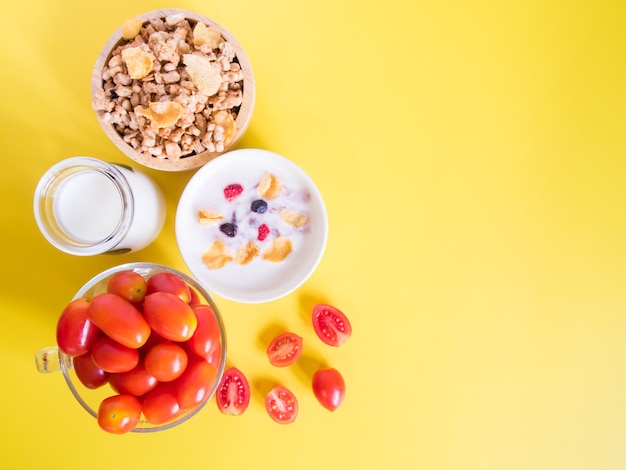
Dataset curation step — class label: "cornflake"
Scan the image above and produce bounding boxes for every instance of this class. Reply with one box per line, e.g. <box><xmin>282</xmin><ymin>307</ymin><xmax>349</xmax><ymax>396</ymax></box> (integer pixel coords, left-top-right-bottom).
<box><xmin>121</xmin><ymin>47</ymin><xmax>153</xmax><ymax>79</ymax></box>
<box><xmin>257</xmin><ymin>173</ymin><xmax>283</xmax><ymax>200</ymax></box>
<box><xmin>211</xmin><ymin>110</ymin><xmax>236</xmax><ymax>146</ymax></box>
<box><xmin>135</xmin><ymin>101</ymin><xmax>183</xmax><ymax>128</ymax></box>
<box><xmin>193</xmin><ymin>22</ymin><xmax>222</xmax><ymax>49</ymax></box>
<box><xmin>202</xmin><ymin>240</ymin><xmax>233</xmax><ymax>270</ymax></box>
<box><xmin>263</xmin><ymin>237</ymin><xmax>293</xmax><ymax>262</ymax></box>
<box><xmin>183</xmin><ymin>54</ymin><xmax>222</xmax><ymax>97</ymax></box>
<box><xmin>121</xmin><ymin>18</ymin><xmax>144</xmax><ymax>40</ymax></box>
<box><xmin>280</xmin><ymin>209</ymin><xmax>310</xmax><ymax>228</ymax></box>
<box><xmin>198</xmin><ymin>209</ymin><xmax>223</xmax><ymax>225</ymax></box>
<box><xmin>236</xmin><ymin>242</ymin><xmax>260</xmax><ymax>265</ymax></box>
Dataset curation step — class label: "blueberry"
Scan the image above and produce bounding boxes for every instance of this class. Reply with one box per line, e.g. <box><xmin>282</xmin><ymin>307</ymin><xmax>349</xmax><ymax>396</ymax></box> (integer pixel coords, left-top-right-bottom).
<box><xmin>219</xmin><ymin>223</ymin><xmax>237</xmax><ymax>237</ymax></box>
<box><xmin>251</xmin><ymin>199</ymin><xmax>268</xmax><ymax>213</ymax></box>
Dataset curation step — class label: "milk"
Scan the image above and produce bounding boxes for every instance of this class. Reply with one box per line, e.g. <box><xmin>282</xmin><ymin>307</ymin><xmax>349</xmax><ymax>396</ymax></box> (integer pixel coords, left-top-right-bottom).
<box><xmin>34</xmin><ymin>157</ymin><xmax>166</xmax><ymax>255</ymax></box>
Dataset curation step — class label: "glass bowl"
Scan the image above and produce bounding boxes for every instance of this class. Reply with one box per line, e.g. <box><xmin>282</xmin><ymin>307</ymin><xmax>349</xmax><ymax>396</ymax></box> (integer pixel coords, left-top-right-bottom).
<box><xmin>35</xmin><ymin>262</ymin><xmax>227</xmax><ymax>433</ymax></box>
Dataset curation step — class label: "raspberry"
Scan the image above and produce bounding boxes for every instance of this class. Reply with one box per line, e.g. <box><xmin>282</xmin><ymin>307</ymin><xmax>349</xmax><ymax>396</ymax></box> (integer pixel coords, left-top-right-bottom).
<box><xmin>257</xmin><ymin>224</ymin><xmax>270</xmax><ymax>241</ymax></box>
<box><xmin>223</xmin><ymin>184</ymin><xmax>243</xmax><ymax>201</ymax></box>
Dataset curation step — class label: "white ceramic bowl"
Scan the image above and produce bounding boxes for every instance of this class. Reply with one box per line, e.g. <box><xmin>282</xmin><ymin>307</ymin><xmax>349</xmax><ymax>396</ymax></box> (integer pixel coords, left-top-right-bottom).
<box><xmin>175</xmin><ymin>149</ymin><xmax>328</xmax><ymax>303</ymax></box>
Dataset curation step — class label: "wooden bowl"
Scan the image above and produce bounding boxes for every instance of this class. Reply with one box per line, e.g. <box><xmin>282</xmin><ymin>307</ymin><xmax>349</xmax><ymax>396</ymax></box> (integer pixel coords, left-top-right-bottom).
<box><xmin>91</xmin><ymin>9</ymin><xmax>255</xmax><ymax>171</ymax></box>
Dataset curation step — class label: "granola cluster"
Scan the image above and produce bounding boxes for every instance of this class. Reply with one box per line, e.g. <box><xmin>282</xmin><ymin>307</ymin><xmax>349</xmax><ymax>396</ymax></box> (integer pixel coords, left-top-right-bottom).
<box><xmin>93</xmin><ymin>14</ymin><xmax>243</xmax><ymax>160</ymax></box>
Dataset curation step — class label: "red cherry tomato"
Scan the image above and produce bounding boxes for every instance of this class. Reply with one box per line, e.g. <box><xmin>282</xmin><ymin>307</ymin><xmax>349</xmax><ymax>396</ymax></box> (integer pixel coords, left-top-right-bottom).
<box><xmin>205</xmin><ymin>343</ymin><xmax>223</xmax><ymax>369</ymax></box>
<box><xmin>175</xmin><ymin>359</ymin><xmax>218</xmax><ymax>409</ymax></box>
<box><xmin>91</xmin><ymin>336</ymin><xmax>139</xmax><ymax>373</ymax></box>
<box><xmin>265</xmin><ymin>386</ymin><xmax>298</xmax><ymax>424</ymax></box>
<box><xmin>188</xmin><ymin>287</ymin><xmax>201</xmax><ymax>305</ymax></box>
<box><xmin>312</xmin><ymin>368</ymin><xmax>346</xmax><ymax>411</ymax></box>
<box><xmin>215</xmin><ymin>367</ymin><xmax>250</xmax><ymax>416</ymax></box>
<box><xmin>144</xmin><ymin>342</ymin><xmax>188</xmax><ymax>382</ymax></box>
<box><xmin>312</xmin><ymin>303</ymin><xmax>352</xmax><ymax>347</ymax></box>
<box><xmin>56</xmin><ymin>298</ymin><xmax>100</xmax><ymax>357</ymax></box>
<box><xmin>188</xmin><ymin>304</ymin><xmax>221</xmax><ymax>360</ymax></box>
<box><xmin>97</xmin><ymin>394</ymin><xmax>142</xmax><ymax>434</ymax></box>
<box><xmin>109</xmin><ymin>362</ymin><xmax>158</xmax><ymax>397</ymax></box>
<box><xmin>266</xmin><ymin>332</ymin><xmax>302</xmax><ymax>367</ymax></box>
<box><xmin>143</xmin><ymin>292</ymin><xmax>198</xmax><ymax>342</ymax></box>
<box><xmin>146</xmin><ymin>272</ymin><xmax>191</xmax><ymax>303</ymax></box>
<box><xmin>107</xmin><ymin>270</ymin><xmax>147</xmax><ymax>304</ymax></box>
<box><xmin>142</xmin><ymin>383</ymin><xmax>181</xmax><ymax>425</ymax></box>
<box><xmin>73</xmin><ymin>353</ymin><xmax>109</xmax><ymax>389</ymax></box>
<box><xmin>88</xmin><ymin>293</ymin><xmax>150</xmax><ymax>349</ymax></box>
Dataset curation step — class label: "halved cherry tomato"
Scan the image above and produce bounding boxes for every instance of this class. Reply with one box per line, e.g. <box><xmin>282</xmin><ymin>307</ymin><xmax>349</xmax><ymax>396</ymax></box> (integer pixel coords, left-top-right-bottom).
<box><xmin>97</xmin><ymin>394</ymin><xmax>142</xmax><ymax>434</ymax></box>
<box><xmin>91</xmin><ymin>336</ymin><xmax>139</xmax><ymax>373</ymax></box>
<box><xmin>312</xmin><ymin>303</ymin><xmax>352</xmax><ymax>347</ymax></box>
<box><xmin>56</xmin><ymin>298</ymin><xmax>100</xmax><ymax>357</ymax></box>
<box><xmin>265</xmin><ymin>386</ymin><xmax>298</xmax><ymax>424</ymax></box>
<box><xmin>312</xmin><ymin>367</ymin><xmax>345</xmax><ymax>411</ymax></box>
<box><xmin>146</xmin><ymin>272</ymin><xmax>191</xmax><ymax>303</ymax></box>
<box><xmin>109</xmin><ymin>362</ymin><xmax>158</xmax><ymax>397</ymax></box>
<box><xmin>144</xmin><ymin>342</ymin><xmax>188</xmax><ymax>382</ymax></box>
<box><xmin>107</xmin><ymin>270</ymin><xmax>147</xmax><ymax>304</ymax></box>
<box><xmin>88</xmin><ymin>293</ymin><xmax>150</xmax><ymax>349</ymax></box>
<box><xmin>142</xmin><ymin>383</ymin><xmax>181</xmax><ymax>425</ymax></box>
<box><xmin>215</xmin><ymin>367</ymin><xmax>250</xmax><ymax>416</ymax></box>
<box><xmin>143</xmin><ymin>292</ymin><xmax>197</xmax><ymax>342</ymax></box>
<box><xmin>73</xmin><ymin>353</ymin><xmax>109</xmax><ymax>389</ymax></box>
<box><xmin>175</xmin><ymin>359</ymin><xmax>218</xmax><ymax>409</ymax></box>
<box><xmin>188</xmin><ymin>304</ymin><xmax>221</xmax><ymax>360</ymax></box>
<box><xmin>267</xmin><ymin>332</ymin><xmax>303</xmax><ymax>367</ymax></box>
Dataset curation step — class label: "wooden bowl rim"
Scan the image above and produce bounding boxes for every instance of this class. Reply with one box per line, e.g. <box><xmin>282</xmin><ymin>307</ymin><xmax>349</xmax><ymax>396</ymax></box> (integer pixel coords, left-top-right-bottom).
<box><xmin>91</xmin><ymin>9</ymin><xmax>255</xmax><ymax>172</ymax></box>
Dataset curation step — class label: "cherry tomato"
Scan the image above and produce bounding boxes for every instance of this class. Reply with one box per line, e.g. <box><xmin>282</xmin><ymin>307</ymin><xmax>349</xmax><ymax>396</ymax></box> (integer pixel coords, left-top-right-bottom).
<box><xmin>107</xmin><ymin>270</ymin><xmax>147</xmax><ymax>304</ymax></box>
<box><xmin>88</xmin><ymin>293</ymin><xmax>150</xmax><ymax>349</ymax></box>
<box><xmin>188</xmin><ymin>304</ymin><xmax>221</xmax><ymax>359</ymax></box>
<box><xmin>312</xmin><ymin>303</ymin><xmax>352</xmax><ymax>347</ymax></box>
<box><xmin>188</xmin><ymin>287</ymin><xmax>201</xmax><ymax>305</ymax></box>
<box><xmin>206</xmin><ymin>343</ymin><xmax>223</xmax><ymax>369</ymax></box>
<box><xmin>109</xmin><ymin>362</ymin><xmax>158</xmax><ymax>396</ymax></box>
<box><xmin>56</xmin><ymin>298</ymin><xmax>100</xmax><ymax>357</ymax></box>
<box><xmin>143</xmin><ymin>292</ymin><xmax>198</xmax><ymax>342</ymax></box>
<box><xmin>267</xmin><ymin>332</ymin><xmax>303</xmax><ymax>367</ymax></box>
<box><xmin>91</xmin><ymin>336</ymin><xmax>139</xmax><ymax>373</ymax></box>
<box><xmin>265</xmin><ymin>386</ymin><xmax>298</xmax><ymax>424</ymax></box>
<box><xmin>73</xmin><ymin>353</ymin><xmax>109</xmax><ymax>389</ymax></box>
<box><xmin>215</xmin><ymin>367</ymin><xmax>250</xmax><ymax>416</ymax></box>
<box><xmin>144</xmin><ymin>342</ymin><xmax>188</xmax><ymax>382</ymax></box>
<box><xmin>97</xmin><ymin>394</ymin><xmax>142</xmax><ymax>434</ymax></box>
<box><xmin>142</xmin><ymin>383</ymin><xmax>181</xmax><ymax>425</ymax></box>
<box><xmin>312</xmin><ymin>367</ymin><xmax>346</xmax><ymax>411</ymax></box>
<box><xmin>175</xmin><ymin>359</ymin><xmax>218</xmax><ymax>409</ymax></box>
<box><xmin>146</xmin><ymin>272</ymin><xmax>191</xmax><ymax>303</ymax></box>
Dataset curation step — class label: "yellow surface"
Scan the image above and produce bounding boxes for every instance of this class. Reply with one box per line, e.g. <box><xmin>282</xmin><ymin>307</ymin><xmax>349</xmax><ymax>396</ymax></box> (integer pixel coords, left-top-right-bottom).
<box><xmin>1</xmin><ymin>0</ymin><xmax>626</xmax><ymax>468</ymax></box>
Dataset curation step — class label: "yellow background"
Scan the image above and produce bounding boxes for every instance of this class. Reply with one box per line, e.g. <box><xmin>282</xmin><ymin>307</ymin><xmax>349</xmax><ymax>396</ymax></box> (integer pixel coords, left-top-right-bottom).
<box><xmin>1</xmin><ymin>0</ymin><xmax>625</xmax><ymax>468</ymax></box>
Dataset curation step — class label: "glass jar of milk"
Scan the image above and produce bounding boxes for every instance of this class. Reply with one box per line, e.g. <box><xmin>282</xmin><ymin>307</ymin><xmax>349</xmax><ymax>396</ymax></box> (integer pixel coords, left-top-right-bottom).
<box><xmin>34</xmin><ymin>157</ymin><xmax>166</xmax><ymax>255</ymax></box>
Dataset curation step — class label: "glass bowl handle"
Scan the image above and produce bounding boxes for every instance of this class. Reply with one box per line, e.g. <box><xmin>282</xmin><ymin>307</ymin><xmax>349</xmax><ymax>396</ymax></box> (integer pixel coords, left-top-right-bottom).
<box><xmin>35</xmin><ymin>346</ymin><xmax>72</xmax><ymax>373</ymax></box>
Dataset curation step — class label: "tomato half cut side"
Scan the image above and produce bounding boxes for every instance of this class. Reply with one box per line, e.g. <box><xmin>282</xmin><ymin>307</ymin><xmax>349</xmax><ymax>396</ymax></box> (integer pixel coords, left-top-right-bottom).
<box><xmin>267</xmin><ymin>332</ymin><xmax>303</xmax><ymax>367</ymax></box>
<box><xmin>265</xmin><ymin>386</ymin><xmax>298</xmax><ymax>424</ymax></box>
<box><xmin>312</xmin><ymin>303</ymin><xmax>352</xmax><ymax>347</ymax></box>
<box><xmin>215</xmin><ymin>367</ymin><xmax>250</xmax><ymax>416</ymax></box>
